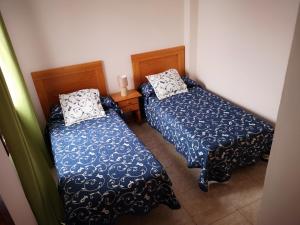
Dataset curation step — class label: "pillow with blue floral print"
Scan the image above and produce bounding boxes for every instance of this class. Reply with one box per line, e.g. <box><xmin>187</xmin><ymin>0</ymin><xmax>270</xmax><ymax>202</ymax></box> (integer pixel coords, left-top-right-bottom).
<box><xmin>146</xmin><ymin>69</ymin><xmax>188</xmax><ymax>100</ymax></box>
<box><xmin>59</xmin><ymin>89</ymin><xmax>105</xmax><ymax>126</ymax></box>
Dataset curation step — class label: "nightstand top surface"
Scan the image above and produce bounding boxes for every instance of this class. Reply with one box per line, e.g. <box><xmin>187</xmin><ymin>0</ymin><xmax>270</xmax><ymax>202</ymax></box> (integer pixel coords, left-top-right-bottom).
<box><xmin>111</xmin><ymin>89</ymin><xmax>141</xmax><ymax>102</ymax></box>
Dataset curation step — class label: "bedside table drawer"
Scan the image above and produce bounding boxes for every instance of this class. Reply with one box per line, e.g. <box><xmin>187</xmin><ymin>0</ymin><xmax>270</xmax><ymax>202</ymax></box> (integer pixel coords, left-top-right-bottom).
<box><xmin>118</xmin><ymin>98</ymin><xmax>138</xmax><ymax>107</ymax></box>
<box><xmin>122</xmin><ymin>103</ymin><xmax>139</xmax><ymax>112</ymax></box>
<box><xmin>110</xmin><ymin>89</ymin><xmax>142</xmax><ymax>123</ymax></box>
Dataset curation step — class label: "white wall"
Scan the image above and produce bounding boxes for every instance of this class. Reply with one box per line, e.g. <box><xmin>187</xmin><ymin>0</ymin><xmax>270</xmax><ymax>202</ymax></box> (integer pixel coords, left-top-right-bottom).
<box><xmin>195</xmin><ymin>0</ymin><xmax>299</xmax><ymax>122</ymax></box>
<box><xmin>258</xmin><ymin>5</ymin><xmax>300</xmax><ymax>225</ymax></box>
<box><xmin>0</xmin><ymin>142</ymin><xmax>37</xmax><ymax>225</ymax></box>
<box><xmin>0</xmin><ymin>0</ymin><xmax>184</xmax><ymax>124</ymax></box>
<box><xmin>184</xmin><ymin>0</ymin><xmax>198</xmax><ymax>77</ymax></box>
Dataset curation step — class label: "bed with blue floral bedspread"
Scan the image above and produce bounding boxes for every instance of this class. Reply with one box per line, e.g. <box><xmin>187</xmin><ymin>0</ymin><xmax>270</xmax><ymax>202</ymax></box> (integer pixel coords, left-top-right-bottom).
<box><xmin>140</xmin><ymin>77</ymin><xmax>274</xmax><ymax>192</ymax></box>
<box><xmin>47</xmin><ymin>97</ymin><xmax>180</xmax><ymax>225</ymax></box>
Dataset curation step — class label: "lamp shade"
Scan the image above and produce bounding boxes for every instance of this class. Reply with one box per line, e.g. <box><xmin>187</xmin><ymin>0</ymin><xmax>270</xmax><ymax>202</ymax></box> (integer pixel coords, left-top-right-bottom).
<box><xmin>118</xmin><ymin>75</ymin><xmax>128</xmax><ymax>88</ymax></box>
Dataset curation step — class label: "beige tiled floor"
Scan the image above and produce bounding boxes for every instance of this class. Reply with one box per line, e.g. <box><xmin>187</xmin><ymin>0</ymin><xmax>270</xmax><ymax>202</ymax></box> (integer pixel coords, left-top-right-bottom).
<box><xmin>116</xmin><ymin>122</ymin><xmax>267</xmax><ymax>225</ymax></box>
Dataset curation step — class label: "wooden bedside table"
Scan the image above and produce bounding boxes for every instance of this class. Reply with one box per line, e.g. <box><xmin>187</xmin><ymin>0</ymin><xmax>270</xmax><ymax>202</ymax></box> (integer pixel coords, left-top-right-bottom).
<box><xmin>111</xmin><ymin>89</ymin><xmax>142</xmax><ymax>123</ymax></box>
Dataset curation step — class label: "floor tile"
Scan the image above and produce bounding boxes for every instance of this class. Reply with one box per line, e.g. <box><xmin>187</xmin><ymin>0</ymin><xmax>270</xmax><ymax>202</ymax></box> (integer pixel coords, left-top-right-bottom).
<box><xmin>210</xmin><ymin>211</ymin><xmax>251</xmax><ymax>225</ymax></box>
<box><xmin>182</xmin><ymin>170</ymin><xmax>262</xmax><ymax>220</ymax></box>
<box><xmin>177</xmin><ymin>184</ymin><xmax>237</xmax><ymax>225</ymax></box>
<box><xmin>238</xmin><ymin>199</ymin><xmax>261</xmax><ymax>225</ymax></box>
<box><xmin>212</xmin><ymin>169</ymin><xmax>263</xmax><ymax>209</ymax></box>
<box><xmin>142</xmin><ymin>205</ymin><xmax>196</xmax><ymax>225</ymax></box>
<box><xmin>124</xmin><ymin>122</ymin><xmax>266</xmax><ymax>225</ymax></box>
<box><xmin>236</xmin><ymin>161</ymin><xmax>268</xmax><ymax>186</ymax></box>
<box><xmin>117</xmin><ymin>205</ymin><xmax>196</xmax><ymax>225</ymax></box>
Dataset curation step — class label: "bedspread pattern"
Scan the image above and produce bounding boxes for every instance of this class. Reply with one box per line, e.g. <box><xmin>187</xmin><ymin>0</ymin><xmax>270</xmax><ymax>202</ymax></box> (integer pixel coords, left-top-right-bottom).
<box><xmin>143</xmin><ymin>86</ymin><xmax>273</xmax><ymax>191</ymax></box>
<box><xmin>48</xmin><ymin>109</ymin><xmax>179</xmax><ymax>225</ymax></box>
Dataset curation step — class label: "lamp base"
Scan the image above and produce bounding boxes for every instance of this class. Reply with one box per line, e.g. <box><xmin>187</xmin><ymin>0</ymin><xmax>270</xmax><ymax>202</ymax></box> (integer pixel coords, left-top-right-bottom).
<box><xmin>120</xmin><ymin>87</ymin><xmax>128</xmax><ymax>96</ymax></box>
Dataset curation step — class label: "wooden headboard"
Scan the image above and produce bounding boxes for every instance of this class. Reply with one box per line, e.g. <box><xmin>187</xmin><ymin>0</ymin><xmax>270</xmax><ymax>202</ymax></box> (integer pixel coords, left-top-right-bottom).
<box><xmin>32</xmin><ymin>60</ymin><xmax>107</xmax><ymax>119</ymax></box>
<box><xmin>131</xmin><ymin>46</ymin><xmax>185</xmax><ymax>88</ymax></box>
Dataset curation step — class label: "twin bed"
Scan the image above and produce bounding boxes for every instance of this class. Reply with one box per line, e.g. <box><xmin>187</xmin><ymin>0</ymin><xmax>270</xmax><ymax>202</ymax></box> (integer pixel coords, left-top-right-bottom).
<box><xmin>131</xmin><ymin>46</ymin><xmax>274</xmax><ymax>191</ymax></box>
<box><xmin>31</xmin><ymin>47</ymin><xmax>273</xmax><ymax>225</ymax></box>
<box><xmin>32</xmin><ymin>61</ymin><xmax>179</xmax><ymax>225</ymax></box>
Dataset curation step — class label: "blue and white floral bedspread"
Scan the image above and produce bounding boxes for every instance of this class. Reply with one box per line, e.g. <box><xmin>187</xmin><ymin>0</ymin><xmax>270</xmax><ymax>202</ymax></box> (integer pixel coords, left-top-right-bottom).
<box><xmin>144</xmin><ymin>86</ymin><xmax>274</xmax><ymax>191</ymax></box>
<box><xmin>48</xmin><ymin>109</ymin><xmax>180</xmax><ymax>225</ymax></box>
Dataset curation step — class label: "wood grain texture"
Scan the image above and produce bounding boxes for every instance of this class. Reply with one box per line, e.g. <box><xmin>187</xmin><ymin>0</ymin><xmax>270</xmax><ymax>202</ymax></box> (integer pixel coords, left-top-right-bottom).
<box><xmin>131</xmin><ymin>46</ymin><xmax>185</xmax><ymax>88</ymax></box>
<box><xmin>110</xmin><ymin>89</ymin><xmax>141</xmax><ymax>103</ymax></box>
<box><xmin>118</xmin><ymin>98</ymin><xmax>138</xmax><ymax>107</ymax></box>
<box><xmin>32</xmin><ymin>61</ymin><xmax>107</xmax><ymax>119</ymax></box>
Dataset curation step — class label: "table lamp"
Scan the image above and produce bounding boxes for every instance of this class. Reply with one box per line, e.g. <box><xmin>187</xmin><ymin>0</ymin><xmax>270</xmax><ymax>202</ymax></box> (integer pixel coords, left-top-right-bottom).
<box><xmin>118</xmin><ymin>75</ymin><xmax>128</xmax><ymax>96</ymax></box>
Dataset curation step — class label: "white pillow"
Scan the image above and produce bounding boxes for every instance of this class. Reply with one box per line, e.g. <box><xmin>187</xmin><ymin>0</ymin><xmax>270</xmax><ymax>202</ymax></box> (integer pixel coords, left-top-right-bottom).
<box><xmin>59</xmin><ymin>89</ymin><xmax>105</xmax><ymax>126</ymax></box>
<box><xmin>146</xmin><ymin>69</ymin><xmax>188</xmax><ymax>100</ymax></box>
